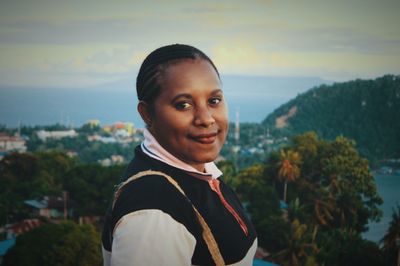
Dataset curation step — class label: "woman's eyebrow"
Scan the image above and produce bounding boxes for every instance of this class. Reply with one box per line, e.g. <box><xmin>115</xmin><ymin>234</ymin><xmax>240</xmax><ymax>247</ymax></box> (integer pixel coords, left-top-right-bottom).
<box><xmin>171</xmin><ymin>93</ymin><xmax>192</xmax><ymax>102</ymax></box>
<box><xmin>171</xmin><ymin>89</ymin><xmax>223</xmax><ymax>102</ymax></box>
<box><xmin>211</xmin><ymin>89</ymin><xmax>223</xmax><ymax>95</ymax></box>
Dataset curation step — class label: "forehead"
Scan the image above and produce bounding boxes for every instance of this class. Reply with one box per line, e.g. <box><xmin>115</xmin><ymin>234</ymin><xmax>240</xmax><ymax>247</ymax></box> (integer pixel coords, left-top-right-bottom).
<box><xmin>159</xmin><ymin>59</ymin><xmax>221</xmax><ymax>96</ymax></box>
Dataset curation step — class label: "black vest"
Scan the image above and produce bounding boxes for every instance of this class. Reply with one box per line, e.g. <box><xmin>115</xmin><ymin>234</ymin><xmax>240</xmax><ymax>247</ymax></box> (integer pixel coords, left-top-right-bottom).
<box><xmin>102</xmin><ymin>146</ymin><xmax>257</xmax><ymax>265</ymax></box>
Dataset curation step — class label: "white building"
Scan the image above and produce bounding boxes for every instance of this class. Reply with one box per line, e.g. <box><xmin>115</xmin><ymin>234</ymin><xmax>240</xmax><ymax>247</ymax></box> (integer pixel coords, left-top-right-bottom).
<box><xmin>0</xmin><ymin>133</ymin><xmax>27</xmax><ymax>153</ymax></box>
<box><xmin>36</xmin><ymin>129</ymin><xmax>78</xmax><ymax>141</ymax></box>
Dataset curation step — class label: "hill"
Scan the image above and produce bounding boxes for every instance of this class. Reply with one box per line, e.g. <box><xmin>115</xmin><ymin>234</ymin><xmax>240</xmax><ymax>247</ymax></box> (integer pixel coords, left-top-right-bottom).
<box><xmin>262</xmin><ymin>75</ymin><xmax>400</xmax><ymax>162</ymax></box>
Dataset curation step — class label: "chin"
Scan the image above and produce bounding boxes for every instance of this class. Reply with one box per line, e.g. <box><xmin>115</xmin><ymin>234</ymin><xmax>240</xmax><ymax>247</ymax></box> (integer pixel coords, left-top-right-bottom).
<box><xmin>196</xmin><ymin>153</ymin><xmax>219</xmax><ymax>163</ymax></box>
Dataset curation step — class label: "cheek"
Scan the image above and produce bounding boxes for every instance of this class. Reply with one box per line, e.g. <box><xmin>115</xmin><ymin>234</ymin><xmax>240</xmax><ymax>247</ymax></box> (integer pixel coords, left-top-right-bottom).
<box><xmin>155</xmin><ymin>112</ymin><xmax>190</xmax><ymax>137</ymax></box>
<box><xmin>216</xmin><ymin>108</ymin><xmax>229</xmax><ymax>130</ymax></box>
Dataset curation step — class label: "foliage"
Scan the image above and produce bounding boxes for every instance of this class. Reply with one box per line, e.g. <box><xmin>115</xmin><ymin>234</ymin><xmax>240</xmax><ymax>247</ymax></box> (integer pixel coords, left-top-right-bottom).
<box><xmin>286</xmin><ymin>132</ymin><xmax>383</xmax><ymax>232</ymax></box>
<box><xmin>234</xmin><ymin>132</ymin><xmax>384</xmax><ymax>265</ymax></box>
<box><xmin>77</xmin><ymin>123</ymin><xmax>101</xmax><ymax>134</ymax></box>
<box><xmin>0</xmin><ymin>129</ymin><xmax>388</xmax><ymax>265</ymax></box>
<box><xmin>217</xmin><ymin>160</ymin><xmax>238</xmax><ymax>188</ymax></box>
<box><xmin>0</xmin><ymin>152</ymin><xmax>76</xmax><ymax>224</ymax></box>
<box><xmin>381</xmin><ymin>205</ymin><xmax>400</xmax><ymax>266</ymax></box>
<box><xmin>28</xmin><ymin>133</ymin><xmax>138</xmax><ymax>164</ymax></box>
<box><xmin>0</xmin><ymin>151</ymin><xmax>124</xmax><ymax>225</ymax></box>
<box><xmin>317</xmin><ymin>229</ymin><xmax>384</xmax><ymax>266</ymax></box>
<box><xmin>220</xmin><ymin>122</ymin><xmax>272</xmax><ymax>169</ymax></box>
<box><xmin>263</xmin><ymin>75</ymin><xmax>400</xmax><ymax>164</ymax></box>
<box><xmin>63</xmin><ymin>164</ymin><xmax>123</xmax><ymax>216</ymax></box>
<box><xmin>15</xmin><ymin>124</ymin><xmax>139</xmax><ymax>164</ymax></box>
<box><xmin>3</xmin><ymin>221</ymin><xmax>102</xmax><ymax>266</ymax></box>
<box><xmin>273</xmin><ymin>219</ymin><xmax>319</xmax><ymax>266</ymax></box>
<box><xmin>234</xmin><ymin>164</ymin><xmax>289</xmax><ymax>253</ymax></box>
<box><xmin>277</xmin><ymin>149</ymin><xmax>301</xmax><ymax>202</ymax></box>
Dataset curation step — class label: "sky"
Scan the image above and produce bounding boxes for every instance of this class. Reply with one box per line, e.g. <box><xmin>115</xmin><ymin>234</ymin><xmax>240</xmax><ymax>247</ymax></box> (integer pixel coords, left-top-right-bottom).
<box><xmin>0</xmin><ymin>0</ymin><xmax>400</xmax><ymax>88</ymax></box>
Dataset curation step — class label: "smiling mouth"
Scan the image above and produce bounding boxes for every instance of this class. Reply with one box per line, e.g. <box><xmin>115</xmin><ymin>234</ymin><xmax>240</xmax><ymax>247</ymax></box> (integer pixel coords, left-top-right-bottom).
<box><xmin>188</xmin><ymin>132</ymin><xmax>218</xmax><ymax>144</ymax></box>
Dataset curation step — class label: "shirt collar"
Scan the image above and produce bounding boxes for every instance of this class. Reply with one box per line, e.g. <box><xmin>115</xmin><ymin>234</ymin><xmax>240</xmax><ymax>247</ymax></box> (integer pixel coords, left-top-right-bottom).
<box><xmin>141</xmin><ymin>128</ymin><xmax>222</xmax><ymax>180</ymax></box>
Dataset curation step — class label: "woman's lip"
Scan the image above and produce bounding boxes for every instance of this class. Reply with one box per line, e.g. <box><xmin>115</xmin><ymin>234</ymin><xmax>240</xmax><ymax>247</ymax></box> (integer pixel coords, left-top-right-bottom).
<box><xmin>189</xmin><ymin>132</ymin><xmax>218</xmax><ymax>144</ymax></box>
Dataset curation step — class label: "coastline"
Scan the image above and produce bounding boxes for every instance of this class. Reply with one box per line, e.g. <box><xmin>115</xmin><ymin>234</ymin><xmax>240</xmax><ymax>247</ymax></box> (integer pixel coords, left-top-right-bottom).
<box><xmin>362</xmin><ymin>173</ymin><xmax>400</xmax><ymax>243</ymax></box>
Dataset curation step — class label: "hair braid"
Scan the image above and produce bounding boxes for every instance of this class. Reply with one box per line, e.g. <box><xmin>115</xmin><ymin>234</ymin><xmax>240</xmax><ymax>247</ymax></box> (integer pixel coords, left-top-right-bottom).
<box><xmin>136</xmin><ymin>44</ymin><xmax>220</xmax><ymax>106</ymax></box>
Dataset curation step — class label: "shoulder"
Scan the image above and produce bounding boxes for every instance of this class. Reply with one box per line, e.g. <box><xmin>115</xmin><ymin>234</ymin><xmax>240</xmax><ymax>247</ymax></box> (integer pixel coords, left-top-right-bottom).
<box><xmin>110</xmin><ymin>209</ymin><xmax>197</xmax><ymax>266</ymax></box>
<box><xmin>113</xmin><ymin>173</ymin><xmax>188</xmax><ymax>213</ymax></box>
<box><xmin>111</xmin><ymin>172</ymin><xmax>200</xmax><ymax>236</ymax></box>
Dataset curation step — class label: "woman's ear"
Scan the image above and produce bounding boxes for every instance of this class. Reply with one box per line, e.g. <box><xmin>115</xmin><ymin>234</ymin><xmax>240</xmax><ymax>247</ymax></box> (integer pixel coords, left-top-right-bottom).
<box><xmin>137</xmin><ymin>101</ymin><xmax>153</xmax><ymax>127</ymax></box>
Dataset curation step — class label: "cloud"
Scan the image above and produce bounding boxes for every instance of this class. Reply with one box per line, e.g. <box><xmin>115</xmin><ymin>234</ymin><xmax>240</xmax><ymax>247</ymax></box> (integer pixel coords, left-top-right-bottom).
<box><xmin>0</xmin><ymin>0</ymin><xmax>400</xmax><ymax>87</ymax></box>
<box><xmin>274</xmin><ymin>27</ymin><xmax>400</xmax><ymax>54</ymax></box>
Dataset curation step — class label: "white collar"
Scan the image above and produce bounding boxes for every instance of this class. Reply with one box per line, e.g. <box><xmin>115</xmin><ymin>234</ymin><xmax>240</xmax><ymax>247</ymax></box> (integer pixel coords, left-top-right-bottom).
<box><xmin>141</xmin><ymin>128</ymin><xmax>222</xmax><ymax>180</ymax></box>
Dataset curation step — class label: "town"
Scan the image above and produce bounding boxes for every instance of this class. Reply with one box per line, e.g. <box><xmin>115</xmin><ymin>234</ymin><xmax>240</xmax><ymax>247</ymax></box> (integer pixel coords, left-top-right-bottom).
<box><xmin>0</xmin><ymin>118</ymin><xmax>288</xmax><ymax>263</ymax></box>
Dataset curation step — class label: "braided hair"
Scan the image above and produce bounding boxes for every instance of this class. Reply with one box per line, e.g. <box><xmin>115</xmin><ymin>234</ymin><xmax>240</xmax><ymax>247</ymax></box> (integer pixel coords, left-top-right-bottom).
<box><xmin>136</xmin><ymin>44</ymin><xmax>220</xmax><ymax>108</ymax></box>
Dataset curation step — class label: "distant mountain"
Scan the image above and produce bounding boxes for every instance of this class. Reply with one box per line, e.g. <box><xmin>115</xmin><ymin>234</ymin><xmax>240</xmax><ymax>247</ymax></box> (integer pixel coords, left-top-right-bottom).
<box><xmin>262</xmin><ymin>75</ymin><xmax>400</xmax><ymax>161</ymax></box>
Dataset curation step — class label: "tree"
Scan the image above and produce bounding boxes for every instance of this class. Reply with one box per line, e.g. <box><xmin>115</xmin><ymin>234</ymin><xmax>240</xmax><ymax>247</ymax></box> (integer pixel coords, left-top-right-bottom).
<box><xmin>317</xmin><ymin>229</ymin><xmax>383</xmax><ymax>266</ymax></box>
<box><xmin>235</xmin><ymin>164</ymin><xmax>289</xmax><ymax>252</ymax></box>
<box><xmin>286</xmin><ymin>133</ymin><xmax>382</xmax><ymax>233</ymax></box>
<box><xmin>381</xmin><ymin>205</ymin><xmax>400</xmax><ymax>266</ymax></box>
<box><xmin>277</xmin><ymin>149</ymin><xmax>301</xmax><ymax>203</ymax></box>
<box><xmin>217</xmin><ymin>160</ymin><xmax>238</xmax><ymax>188</ymax></box>
<box><xmin>62</xmin><ymin>164</ymin><xmax>123</xmax><ymax>217</ymax></box>
<box><xmin>0</xmin><ymin>153</ymin><xmax>45</xmax><ymax>224</ymax></box>
<box><xmin>3</xmin><ymin>221</ymin><xmax>102</xmax><ymax>266</ymax></box>
<box><xmin>273</xmin><ymin>219</ymin><xmax>319</xmax><ymax>266</ymax></box>
<box><xmin>0</xmin><ymin>152</ymin><xmax>76</xmax><ymax>224</ymax></box>
<box><xmin>263</xmin><ymin>132</ymin><xmax>383</xmax><ymax>265</ymax></box>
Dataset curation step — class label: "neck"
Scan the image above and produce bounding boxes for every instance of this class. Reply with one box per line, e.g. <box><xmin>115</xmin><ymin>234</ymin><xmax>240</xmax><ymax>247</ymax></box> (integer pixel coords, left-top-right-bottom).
<box><xmin>189</xmin><ymin>162</ymin><xmax>206</xmax><ymax>173</ymax></box>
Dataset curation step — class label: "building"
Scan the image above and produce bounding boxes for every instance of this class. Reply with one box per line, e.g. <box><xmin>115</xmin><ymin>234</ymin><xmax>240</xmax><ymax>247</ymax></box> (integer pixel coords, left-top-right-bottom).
<box><xmin>98</xmin><ymin>154</ymin><xmax>125</xmax><ymax>167</ymax></box>
<box><xmin>0</xmin><ymin>219</ymin><xmax>44</xmax><ymax>263</ymax></box>
<box><xmin>36</xmin><ymin>129</ymin><xmax>78</xmax><ymax>141</ymax></box>
<box><xmin>3</xmin><ymin>219</ymin><xmax>43</xmax><ymax>239</ymax></box>
<box><xmin>0</xmin><ymin>238</ymin><xmax>15</xmax><ymax>264</ymax></box>
<box><xmin>102</xmin><ymin>122</ymin><xmax>135</xmax><ymax>137</ymax></box>
<box><xmin>0</xmin><ymin>133</ymin><xmax>27</xmax><ymax>154</ymax></box>
<box><xmin>87</xmin><ymin>135</ymin><xmax>117</xmax><ymax>143</ymax></box>
<box><xmin>24</xmin><ymin>194</ymin><xmax>72</xmax><ymax>219</ymax></box>
<box><xmin>86</xmin><ymin>119</ymin><xmax>100</xmax><ymax>128</ymax></box>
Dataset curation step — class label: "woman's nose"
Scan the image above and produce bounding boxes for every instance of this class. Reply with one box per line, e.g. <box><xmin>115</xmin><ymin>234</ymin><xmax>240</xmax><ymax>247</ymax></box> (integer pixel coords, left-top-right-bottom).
<box><xmin>194</xmin><ymin>106</ymin><xmax>215</xmax><ymax>127</ymax></box>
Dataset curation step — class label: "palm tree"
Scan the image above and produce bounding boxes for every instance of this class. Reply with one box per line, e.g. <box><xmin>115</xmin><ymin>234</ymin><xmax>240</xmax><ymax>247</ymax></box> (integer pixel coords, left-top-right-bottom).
<box><xmin>273</xmin><ymin>219</ymin><xmax>319</xmax><ymax>266</ymax></box>
<box><xmin>381</xmin><ymin>205</ymin><xmax>400</xmax><ymax>266</ymax></box>
<box><xmin>278</xmin><ymin>149</ymin><xmax>301</xmax><ymax>203</ymax></box>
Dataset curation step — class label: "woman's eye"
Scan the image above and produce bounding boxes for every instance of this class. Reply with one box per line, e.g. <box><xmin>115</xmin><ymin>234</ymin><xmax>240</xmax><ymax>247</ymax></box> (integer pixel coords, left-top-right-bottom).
<box><xmin>175</xmin><ymin>102</ymin><xmax>192</xmax><ymax>110</ymax></box>
<box><xmin>209</xmin><ymin>97</ymin><xmax>222</xmax><ymax>105</ymax></box>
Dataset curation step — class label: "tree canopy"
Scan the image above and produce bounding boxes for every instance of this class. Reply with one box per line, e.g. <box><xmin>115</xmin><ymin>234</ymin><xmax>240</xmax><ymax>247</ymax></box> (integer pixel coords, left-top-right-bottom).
<box><xmin>3</xmin><ymin>221</ymin><xmax>101</xmax><ymax>266</ymax></box>
<box><xmin>0</xmin><ymin>151</ymin><xmax>123</xmax><ymax>224</ymax></box>
<box><xmin>231</xmin><ymin>132</ymin><xmax>383</xmax><ymax>265</ymax></box>
<box><xmin>263</xmin><ymin>75</ymin><xmax>400</xmax><ymax>164</ymax></box>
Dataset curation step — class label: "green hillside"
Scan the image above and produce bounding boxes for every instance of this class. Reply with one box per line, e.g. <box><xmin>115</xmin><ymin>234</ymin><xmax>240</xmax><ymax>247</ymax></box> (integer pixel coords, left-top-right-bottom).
<box><xmin>262</xmin><ymin>75</ymin><xmax>400</xmax><ymax>162</ymax></box>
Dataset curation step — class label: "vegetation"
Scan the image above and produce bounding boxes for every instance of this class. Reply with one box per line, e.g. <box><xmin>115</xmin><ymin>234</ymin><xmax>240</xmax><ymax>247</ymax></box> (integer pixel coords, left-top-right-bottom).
<box><xmin>2</xmin><ymin>74</ymin><xmax>399</xmax><ymax>264</ymax></box>
<box><xmin>381</xmin><ymin>205</ymin><xmax>400</xmax><ymax>266</ymax></box>
<box><xmin>277</xmin><ymin>149</ymin><xmax>301</xmax><ymax>203</ymax></box>
<box><xmin>0</xmin><ymin>151</ymin><xmax>123</xmax><ymax>225</ymax></box>
<box><xmin>3</xmin><ymin>221</ymin><xmax>101</xmax><ymax>266</ymax></box>
<box><xmin>223</xmin><ymin>132</ymin><xmax>384</xmax><ymax>265</ymax></box>
<box><xmin>263</xmin><ymin>75</ymin><xmax>400</xmax><ymax>165</ymax></box>
<box><xmin>0</xmin><ymin>130</ymin><xmax>394</xmax><ymax>265</ymax></box>
<box><xmin>18</xmin><ymin>124</ymin><xmax>140</xmax><ymax>164</ymax></box>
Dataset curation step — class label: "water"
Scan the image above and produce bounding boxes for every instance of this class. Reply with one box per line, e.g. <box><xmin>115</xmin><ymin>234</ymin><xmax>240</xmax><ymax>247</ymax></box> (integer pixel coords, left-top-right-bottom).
<box><xmin>363</xmin><ymin>174</ymin><xmax>400</xmax><ymax>243</ymax></box>
<box><xmin>0</xmin><ymin>75</ymin><xmax>328</xmax><ymax>128</ymax></box>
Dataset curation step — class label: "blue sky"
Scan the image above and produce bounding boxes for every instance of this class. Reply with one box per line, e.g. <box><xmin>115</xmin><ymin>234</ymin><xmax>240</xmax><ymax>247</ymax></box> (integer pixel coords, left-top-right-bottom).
<box><xmin>0</xmin><ymin>0</ymin><xmax>399</xmax><ymax>88</ymax></box>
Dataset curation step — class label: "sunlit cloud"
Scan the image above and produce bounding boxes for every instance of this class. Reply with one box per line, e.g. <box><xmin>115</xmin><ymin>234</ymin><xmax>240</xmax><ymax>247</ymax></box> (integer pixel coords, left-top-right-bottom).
<box><xmin>0</xmin><ymin>0</ymin><xmax>399</xmax><ymax>87</ymax></box>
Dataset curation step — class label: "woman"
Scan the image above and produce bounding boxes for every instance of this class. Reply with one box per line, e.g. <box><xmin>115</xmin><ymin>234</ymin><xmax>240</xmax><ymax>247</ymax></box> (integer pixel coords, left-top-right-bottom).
<box><xmin>102</xmin><ymin>44</ymin><xmax>257</xmax><ymax>265</ymax></box>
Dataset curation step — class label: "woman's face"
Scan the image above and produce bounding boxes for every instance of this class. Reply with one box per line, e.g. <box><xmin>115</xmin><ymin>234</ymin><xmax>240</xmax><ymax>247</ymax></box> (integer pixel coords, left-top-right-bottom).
<box><xmin>145</xmin><ymin>59</ymin><xmax>228</xmax><ymax>172</ymax></box>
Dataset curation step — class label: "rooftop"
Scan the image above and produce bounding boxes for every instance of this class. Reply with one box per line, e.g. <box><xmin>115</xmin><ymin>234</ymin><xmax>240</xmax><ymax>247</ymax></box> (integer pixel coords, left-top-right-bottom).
<box><xmin>0</xmin><ymin>238</ymin><xmax>15</xmax><ymax>257</ymax></box>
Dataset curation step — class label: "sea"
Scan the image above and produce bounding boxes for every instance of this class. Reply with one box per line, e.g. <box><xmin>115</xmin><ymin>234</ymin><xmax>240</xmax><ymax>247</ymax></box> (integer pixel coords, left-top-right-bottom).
<box><xmin>363</xmin><ymin>174</ymin><xmax>400</xmax><ymax>243</ymax></box>
<box><xmin>0</xmin><ymin>75</ymin><xmax>329</xmax><ymax>128</ymax></box>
